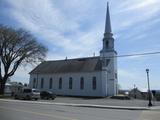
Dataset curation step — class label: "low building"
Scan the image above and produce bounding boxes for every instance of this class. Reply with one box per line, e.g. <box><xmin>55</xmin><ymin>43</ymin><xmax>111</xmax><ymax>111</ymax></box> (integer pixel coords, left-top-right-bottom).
<box><xmin>129</xmin><ymin>88</ymin><xmax>144</xmax><ymax>99</ymax></box>
<box><xmin>4</xmin><ymin>83</ymin><xmax>12</xmax><ymax>96</ymax></box>
<box><xmin>4</xmin><ymin>82</ymin><xmax>23</xmax><ymax>96</ymax></box>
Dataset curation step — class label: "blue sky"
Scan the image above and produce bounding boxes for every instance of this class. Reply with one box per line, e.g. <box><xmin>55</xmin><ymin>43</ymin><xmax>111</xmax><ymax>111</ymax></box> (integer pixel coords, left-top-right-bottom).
<box><xmin>0</xmin><ymin>0</ymin><xmax>160</xmax><ymax>90</ymax></box>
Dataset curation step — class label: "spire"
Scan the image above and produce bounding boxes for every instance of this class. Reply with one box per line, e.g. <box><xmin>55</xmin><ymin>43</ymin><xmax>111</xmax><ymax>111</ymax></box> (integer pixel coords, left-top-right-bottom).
<box><xmin>105</xmin><ymin>2</ymin><xmax>112</xmax><ymax>33</ymax></box>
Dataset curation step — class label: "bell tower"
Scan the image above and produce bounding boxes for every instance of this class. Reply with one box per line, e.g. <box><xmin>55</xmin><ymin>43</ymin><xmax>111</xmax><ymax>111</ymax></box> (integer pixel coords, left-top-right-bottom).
<box><xmin>100</xmin><ymin>2</ymin><xmax>118</xmax><ymax>96</ymax></box>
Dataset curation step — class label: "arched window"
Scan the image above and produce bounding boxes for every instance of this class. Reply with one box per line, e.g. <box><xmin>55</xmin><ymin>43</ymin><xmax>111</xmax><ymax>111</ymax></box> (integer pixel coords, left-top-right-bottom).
<box><xmin>115</xmin><ymin>73</ymin><xmax>117</xmax><ymax>79</ymax></box>
<box><xmin>59</xmin><ymin>78</ymin><xmax>62</xmax><ymax>89</ymax></box>
<box><xmin>106</xmin><ymin>41</ymin><xmax>109</xmax><ymax>48</ymax></box>
<box><xmin>41</xmin><ymin>78</ymin><xmax>44</xmax><ymax>89</ymax></box>
<box><xmin>69</xmin><ymin>77</ymin><xmax>72</xmax><ymax>89</ymax></box>
<box><xmin>33</xmin><ymin>78</ymin><xmax>36</xmax><ymax>88</ymax></box>
<box><xmin>92</xmin><ymin>77</ymin><xmax>96</xmax><ymax>90</ymax></box>
<box><xmin>49</xmin><ymin>78</ymin><xmax>52</xmax><ymax>89</ymax></box>
<box><xmin>80</xmin><ymin>77</ymin><xmax>84</xmax><ymax>90</ymax></box>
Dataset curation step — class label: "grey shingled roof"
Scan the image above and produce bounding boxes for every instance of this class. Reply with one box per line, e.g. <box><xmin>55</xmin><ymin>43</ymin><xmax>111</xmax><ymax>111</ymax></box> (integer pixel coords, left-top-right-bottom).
<box><xmin>29</xmin><ymin>57</ymin><xmax>104</xmax><ymax>74</ymax></box>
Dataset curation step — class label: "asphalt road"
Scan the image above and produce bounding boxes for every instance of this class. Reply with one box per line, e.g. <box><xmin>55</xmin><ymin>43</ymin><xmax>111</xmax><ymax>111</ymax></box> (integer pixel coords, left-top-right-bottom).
<box><xmin>0</xmin><ymin>100</ymin><xmax>159</xmax><ymax>120</ymax></box>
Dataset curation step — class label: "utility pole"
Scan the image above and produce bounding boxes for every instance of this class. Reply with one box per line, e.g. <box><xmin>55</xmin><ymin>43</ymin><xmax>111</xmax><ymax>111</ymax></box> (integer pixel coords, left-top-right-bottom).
<box><xmin>146</xmin><ymin>69</ymin><xmax>152</xmax><ymax>107</ymax></box>
<box><xmin>134</xmin><ymin>84</ymin><xmax>136</xmax><ymax>99</ymax></box>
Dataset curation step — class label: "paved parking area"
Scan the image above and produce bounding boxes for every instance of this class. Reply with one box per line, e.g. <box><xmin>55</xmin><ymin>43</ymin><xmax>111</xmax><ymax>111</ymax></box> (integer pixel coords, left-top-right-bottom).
<box><xmin>40</xmin><ymin>96</ymin><xmax>160</xmax><ymax>107</ymax></box>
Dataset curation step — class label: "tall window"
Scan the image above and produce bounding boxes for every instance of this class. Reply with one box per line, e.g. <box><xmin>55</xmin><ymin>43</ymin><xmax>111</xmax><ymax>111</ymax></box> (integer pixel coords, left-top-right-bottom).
<box><xmin>41</xmin><ymin>78</ymin><xmax>44</xmax><ymax>89</ymax></box>
<box><xmin>115</xmin><ymin>73</ymin><xmax>117</xmax><ymax>79</ymax></box>
<box><xmin>69</xmin><ymin>77</ymin><xmax>72</xmax><ymax>89</ymax></box>
<box><xmin>59</xmin><ymin>78</ymin><xmax>62</xmax><ymax>89</ymax></box>
<box><xmin>33</xmin><ymin>78</ymin><xmax>36</xmax><ymax>88</ymax></box>
<box><xmin>49</xmin><ymin>78</ymin><xmax>52</xmax><ymax>89</ymax></box>
<box><xmin>92</xmin><ymin>77</ymin><xmax>96</xmax><ymax>90</ymax></box>
<box><xmin>80</xmin><ymin>77</ymin><xmax>84</xmax><ymax>90</ymax></box>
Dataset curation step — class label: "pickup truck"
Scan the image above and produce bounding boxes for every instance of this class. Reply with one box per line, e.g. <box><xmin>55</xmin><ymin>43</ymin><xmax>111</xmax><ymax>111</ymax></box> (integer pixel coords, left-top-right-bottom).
<box><xmin>14</xmin><ymin>88</ymin><xmax>40</xmax><ymax>100</ymax></box>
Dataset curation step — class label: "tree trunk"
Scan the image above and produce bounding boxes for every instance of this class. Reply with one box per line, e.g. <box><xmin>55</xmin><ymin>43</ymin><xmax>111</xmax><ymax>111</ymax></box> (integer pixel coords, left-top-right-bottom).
<box><xmin>0</xmin><ymin>78</ymin><xmax>7</xmax><ymax>95</ymax></box>
<box><xmin>0</xmin><ymin>81</ymin><xmax>5</xmax><ymax>95</ymax></box>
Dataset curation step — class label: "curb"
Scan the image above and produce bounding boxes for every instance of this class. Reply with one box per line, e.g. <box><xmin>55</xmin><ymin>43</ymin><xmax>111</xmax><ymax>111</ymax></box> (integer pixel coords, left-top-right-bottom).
<box><xmin>0</xmin><ymin>99</ymin><xmax>151</xmax><ymax>110</ymax></box>
<box><xmin>54</xmin><ymin>103</ymin><xmax>150</xmax><ymax>110</ymax></box>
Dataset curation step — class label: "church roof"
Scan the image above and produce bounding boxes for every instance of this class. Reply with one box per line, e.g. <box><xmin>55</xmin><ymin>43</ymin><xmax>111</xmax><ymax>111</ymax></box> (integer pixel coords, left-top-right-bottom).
<box><xmin>29</xmin><ymin>57</ymin><xmax>104</xmax><ymax>74</ymax></box>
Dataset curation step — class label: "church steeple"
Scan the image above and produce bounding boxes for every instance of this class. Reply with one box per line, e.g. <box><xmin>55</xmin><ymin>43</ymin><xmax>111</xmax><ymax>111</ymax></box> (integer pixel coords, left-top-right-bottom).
<box><xmin>100</xmin><ymin>2</ymin><xmax>118</xmax><ymax>96</ymax></box>
<box><xmin>100</xmin><ymin>2</ymin><xmax>114</xmax><ymax>52</ymax></box>
<box><xmin>105</xmin><ymin>2</ymin><xmax>112</xmax><ymax>34</ymax></box>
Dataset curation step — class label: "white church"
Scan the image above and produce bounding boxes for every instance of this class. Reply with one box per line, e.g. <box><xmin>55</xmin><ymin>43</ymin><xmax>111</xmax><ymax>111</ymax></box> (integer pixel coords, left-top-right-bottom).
<box><xmin>29</xmin><ymin>3</ymin><xmax>118</xmax><ymax>97</ymax></box>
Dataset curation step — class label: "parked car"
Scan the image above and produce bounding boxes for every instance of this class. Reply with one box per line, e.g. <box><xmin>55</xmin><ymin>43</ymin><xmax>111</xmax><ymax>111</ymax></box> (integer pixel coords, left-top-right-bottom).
<box><xmin>110</xmin><ymin>95</ymin><xmax>131</xmax><ymax>100</ymax></box>
<box><xmin>40</xmin><ymin>91</ymin><xmax>56</xmax><ymax>100</ymax></box>
<box><xmin>14</xmin><ymin>88</ymin><xmax>40</xmax><ymax>100</ymax></box>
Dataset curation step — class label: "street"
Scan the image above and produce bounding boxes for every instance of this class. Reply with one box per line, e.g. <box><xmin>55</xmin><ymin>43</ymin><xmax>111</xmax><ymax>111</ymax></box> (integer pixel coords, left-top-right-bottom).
<box><xmin>1</xmin><ymin>99</ymin><xmax>158</xmax><ymax>120</ymax></box>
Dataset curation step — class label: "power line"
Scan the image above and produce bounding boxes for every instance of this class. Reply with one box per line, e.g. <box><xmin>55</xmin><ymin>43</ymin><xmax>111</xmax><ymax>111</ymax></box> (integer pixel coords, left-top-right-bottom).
<box><xmin>104</xmin><ymin>51</ymin><xmax>160</xmax><ymax>58</ymax></box>
<box><xmin>30</xmin><ymin>51</ymin><xmax>160</xmax><ymax>62</ymax></box>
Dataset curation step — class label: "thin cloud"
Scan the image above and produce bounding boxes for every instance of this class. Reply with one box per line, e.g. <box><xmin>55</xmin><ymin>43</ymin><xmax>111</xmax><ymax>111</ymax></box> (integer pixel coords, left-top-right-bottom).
<box><xmin>4</xmin><ymin>0</ymin><xmax>101</xmax><ymax>58</ymax></box>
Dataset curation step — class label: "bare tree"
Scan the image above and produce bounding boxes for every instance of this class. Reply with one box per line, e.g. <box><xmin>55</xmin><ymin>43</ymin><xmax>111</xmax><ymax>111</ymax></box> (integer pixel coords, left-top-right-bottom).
<box><xmin>0</xmin><ymin>25</ymin><xmax>48</xmax><ymax>94</ymax></box>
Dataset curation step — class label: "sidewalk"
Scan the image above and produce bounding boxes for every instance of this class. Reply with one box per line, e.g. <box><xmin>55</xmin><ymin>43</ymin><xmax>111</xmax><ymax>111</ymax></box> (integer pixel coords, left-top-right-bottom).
<box><xmin>52</xmin><ymin>102</ymin><xmax>150</xmax><ymax>110</ymax></box>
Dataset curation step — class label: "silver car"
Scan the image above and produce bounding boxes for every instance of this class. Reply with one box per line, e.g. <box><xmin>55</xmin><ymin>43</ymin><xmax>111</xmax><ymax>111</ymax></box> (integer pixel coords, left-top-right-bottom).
<box><xmin>14</xmin><ymin>88</ymin><xmax>40</xmax><ymax>100</ymax></box>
